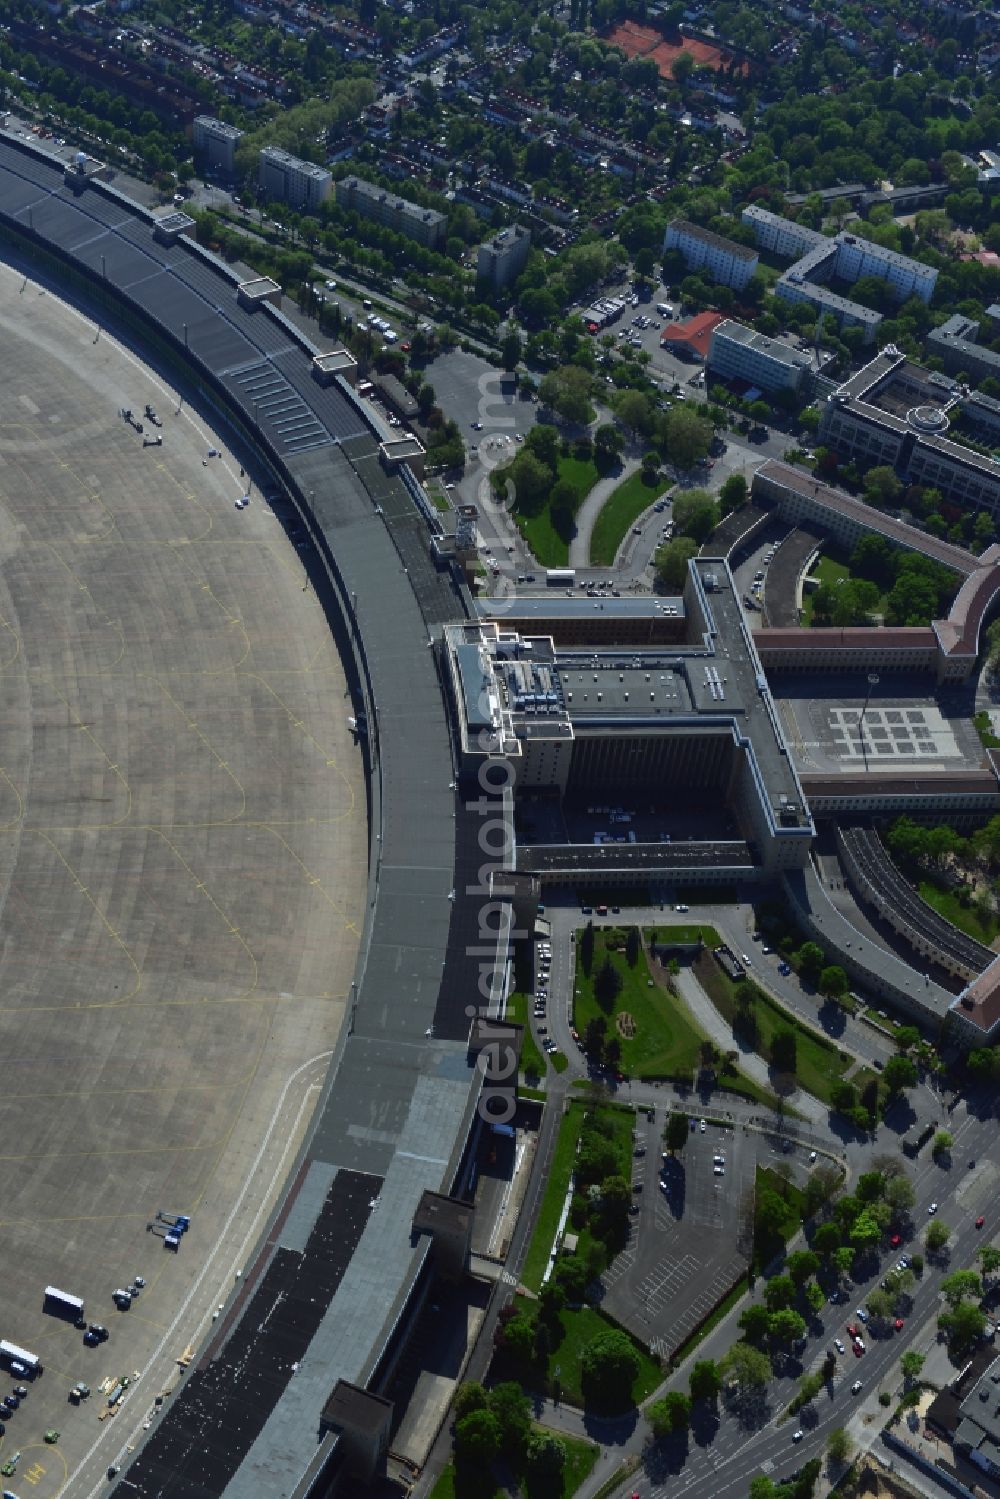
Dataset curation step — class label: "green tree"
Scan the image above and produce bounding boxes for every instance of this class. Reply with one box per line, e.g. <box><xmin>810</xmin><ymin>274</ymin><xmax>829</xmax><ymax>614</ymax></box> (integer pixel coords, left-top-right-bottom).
<box><xmin>689</xmin><ymin>1359</ymin><xmax>721</xmax><ymax>1403</ymax></box>
<box><xmin>672</xmin><ymin>488</ymin><xmax>720</xmax><ymax>543</ymax></box>
<box><xmin>655</xmin><ymin>536</ymin><xmax>699</xmax><ymax>590</ymax></box>
<box><xmin>771</xmin><ymin>1029</ymin><xmax>797</xmax><ymax>1074</ymax></box>
<box><xmin>580</xmin><ymin>920</ymin><xmax>595</xmax><ymax>976</ymax></box>
<box><xmin>524</xmin><ymin>1432</ymin><xmax>566</xmax><ymax>1494</ymax></box>
<box><xmin>769</xmin><ymin>1308</ymin><xmax>807</xmax><ymax>1346</ymax></box>
<box><xmin>939</xmin><ymin>1300</ymin><xmax>986</xmax><ymax>1353</ymax></box>
<box><xmin>500</xmin><ymin>330</ymin><xmax>523</xmax><ymax>372</ymax></box>
<box><xmin>580</xmin><ymin>1329</ymin><xmax>642</xmax><ymax>1407</ymax></box>
<box><xmin>720</xmin><ymin>1341</ymin><xmax>772</xmax><ymax>1400</ymax></box>
<box><xmin>453</xmin><ymin>1382</ymin><xmax>489</xmax><ymax>1420</ymax></box>
<box><xmin>500</xmin><ymin>1312</ymin><xmax>538</xmax><ymax>1365</ymax></box>
<box><xmin>650</xmin><ymin>1390</ymin><xmax>692</xmax><ymax>1435</ymax></box>
<box><xmin>739</xmin><ymin>1303</ymin><xmax>772</xmax><ymax>1344</ymax></box>
<box><xmin>979</xmin><ymin>1245</ymin><xmax>1000</xmax><ymax>1276</ymax></box>
<box><xmin>538</xmin><ymin>364</ymin><xmax>595</xmax><ymax>424</ymax></box>
<box><xmin>719</xmin><ymin>473</ymin><xmax>748</xmax><ymax>515</ymax></box>
<box><xmin>819</xmin><ymin>965</ymin><xmax>849</xmax><ymax>999</ymax></box>
<box><xmin>625</xmin><ymin>927</ymin><xmax>640</xmax><ymax>967</ymax></box>
<box><xmin>941</xmin><ymin>1269</ymin><xmax>982</xmax><ymax>1306</ymax></box>
<box><xmin>933</xmin><ymin>1131</ymin><xmax>954</xmax><ymax>1158</ymax></box>
<box><xmin>665</xmin><ymin>405</ymin><xmax>712</xmax><ymax>469</ymax></box>
<box><xmin>925</xmin><ymin>1219</ymin><xmax>951</xmax><ymax>1254</ymax></box>
<box><xmin>454</xmin><ymin>1407</ymin><xmax>502</xmax><ymax>1465</ymax></box>
<box><xmin>489</xmin><ymin>1382</ymin><xmax>532</xmax><ymax>1458</ymax></box>
<box><xmin>827</xmin><ymin>1427</ymin><xmax>853</xmax><ymax>1465</ymax></box>
<box><xmin>765</xmin><ymin>1275</ymin><xmax>797</xmax><ymax>1312</ymax></box>
<box><xmin>787</xmin><ymin>1250</ymin><xmax>820</xmax><ymax>1287</ymax></box>
<box><xmin>664</xmin><ymin>1111</ymin><xmax>689</xmax><ymax>1153</ymax></box>
<box><xmin>594</xmin><ymin>956</ymin><xmax>623</xmax><ymax>1011</ymax></box>
<box><xmin>883</xmin><ymin>1054</ymin><xmax>918</xmax><ymax>1094</ymax></box>
<box><xmin>863</xmin><ymin>465</ymin><xmax>903</xmax><ymax>508</ymax></box>
<box><xmin>900</xmin><ymin>1351</ymin><xmax>925</xmax><ymax>1382</ymax></box>
<box><xmin>614</xmin><ymin>389</ymin><xmax>655</xmax><ymax>437</ymax></box>
<box><xmin>798</xmin><ymin>942</ymin><xmax>825</xmax><ymax>983</ymax></box>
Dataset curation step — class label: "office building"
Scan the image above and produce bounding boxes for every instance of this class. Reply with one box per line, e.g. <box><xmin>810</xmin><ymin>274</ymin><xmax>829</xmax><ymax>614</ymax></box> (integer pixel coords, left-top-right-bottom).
<box><xmin>818</xmin><ymin>348</ymin><xmax>1000</xmax><ymax>518</ymax></box>
<box><xmin>708</xmin><ymin>319</ymin><xmax>812</xmax><ymax>393</ymax></box>
<box><xmin>663</xmin><ymin>218</ymin><xmax>759</xmax><ymax>291</ymax></box>
<box><xmin>258</xmin><ymin>147</ymin><xmax>332</xmax><ymax>212</ymax></box>
<box><xmin>477</xmin><ymin>225</ymin><xmax>531</xmax><ymax>290</ymax></box>
<box><xmin>192</xmin><ymin>116</ymin><xmax>243</xmax><ymax>177</ymax></box>
<box><xmin>337</xmin><ymin>175</ymin><xmax>446</xmax><ymax>250</ymax></box>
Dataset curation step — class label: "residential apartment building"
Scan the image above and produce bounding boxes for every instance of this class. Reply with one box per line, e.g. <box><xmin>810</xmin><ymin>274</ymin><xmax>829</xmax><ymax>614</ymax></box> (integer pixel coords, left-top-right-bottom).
<box><xmin>258</xmin><ymin>147</ymin><xmax>332</xmax><ymax>211</ymax></box>
<box><xmin>193</xmin><ymin>116</ymin><xmax>243</xmax><ymax>177</ymax></box>
<box><xmin>337</xmin><ymin>175</ymin><xmax>447</xmax><ymax>249</ymax></box>
<box><xmin>776</xmin><ymin>264</ymin><xmax>883</xmax><ymax>344</ymax></box>
<box><xmin>476</xmin><ymin>225</ymin><xmax>531</xmax><ymax>290</ymax></box>
<box><xmin>741</xmin><ymin>204</ymin><xmax>826</xmax><ymax>261</ymax></box>
<box><xmin>663</xmin><ymin>218</ymin><xmax>759</xmax><ymax>291</ymax></box>
<box><xmin>817</xmin><ymin>348</ymin><xmax>1000</xmax><ymax>518</ymax></box>
<box><xmin>743</xmin><ymin>210</ymin><xmax>938</xmax><ymax>345</ymax></box>
<box><xmin>708</xmin><ymin>319</ymin><xmax>812</xmax><ymax>394</ymax></box>
<box><xmin>834</xmin><ymin>232</ymin><xmax>937</xmax><ymax>304</ymax></box>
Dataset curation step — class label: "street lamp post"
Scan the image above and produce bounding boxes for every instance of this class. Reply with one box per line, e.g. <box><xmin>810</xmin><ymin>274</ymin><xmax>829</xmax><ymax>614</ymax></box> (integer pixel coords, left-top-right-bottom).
<box><xmin>859</xmin><ymin>672</ymin><xmax>879</xmax><ymax>766</ymax></box>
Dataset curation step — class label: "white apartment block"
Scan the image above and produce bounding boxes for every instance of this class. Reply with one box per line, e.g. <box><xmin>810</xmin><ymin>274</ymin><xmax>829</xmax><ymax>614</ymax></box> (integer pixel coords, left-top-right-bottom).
<box><xmin>663</xmin><ymin>218</ymin><xmax>759</xmax><ymax>291</ymax></box>
<box><xmin>834</xmin><ymin>232</ymin><xmax>937</xmax><ymax>304</ymax></box>
<box><xmin>258</xmin><ymin>147</ymin><xmax>332</xmax><ymax>212</ymax></box>
<box><xmin>708</xmin><ymin>319</ymin><xmax>811</xmax><ymax>393</ymax></box>
<box><xmin>741</xmin><ymin>204</ymin><xmax>826</xmax><ymax>260</ymax></box>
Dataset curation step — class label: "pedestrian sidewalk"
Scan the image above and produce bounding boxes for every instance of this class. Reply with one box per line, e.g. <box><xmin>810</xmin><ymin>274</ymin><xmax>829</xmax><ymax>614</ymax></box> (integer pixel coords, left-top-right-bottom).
<box><xmin>568</xmin><ymin>457</ymin><xmax>640</xmax><ymax>567</ymax></box>
<box><xmin>674</xmin><ymin>968</ymin><xmax>829</xmax><ymax>1126</ymax></box>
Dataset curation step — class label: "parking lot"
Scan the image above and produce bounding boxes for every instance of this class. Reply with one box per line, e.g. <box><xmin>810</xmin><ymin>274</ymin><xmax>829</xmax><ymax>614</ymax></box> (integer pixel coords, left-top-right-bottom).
<box><xmin>601</xmin><ymin>1112</ymin><xmax>751</xmax><ymax>1359</ymax></box>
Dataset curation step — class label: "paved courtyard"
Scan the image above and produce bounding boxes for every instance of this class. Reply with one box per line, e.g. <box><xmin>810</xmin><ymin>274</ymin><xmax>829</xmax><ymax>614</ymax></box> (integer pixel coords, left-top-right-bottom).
<box><xmin>0</xmin><ymin>267</ymin><xmax>367</xmax><ymax>1494</ymax></box>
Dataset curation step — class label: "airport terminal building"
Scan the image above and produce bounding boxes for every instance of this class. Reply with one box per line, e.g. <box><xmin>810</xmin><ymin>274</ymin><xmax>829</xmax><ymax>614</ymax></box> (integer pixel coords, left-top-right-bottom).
<box><xmin>0</xmin><ymin>125</ymin><xmax>998</xmax><ymax>1499</ymax></box>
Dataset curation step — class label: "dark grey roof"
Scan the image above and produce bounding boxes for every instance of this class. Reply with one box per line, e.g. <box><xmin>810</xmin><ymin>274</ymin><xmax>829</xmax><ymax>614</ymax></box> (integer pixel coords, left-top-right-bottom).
<box><xmin>0</xmin><ymin>136</ymin><xmax>486</xmax><ymax>1499</ymax></box>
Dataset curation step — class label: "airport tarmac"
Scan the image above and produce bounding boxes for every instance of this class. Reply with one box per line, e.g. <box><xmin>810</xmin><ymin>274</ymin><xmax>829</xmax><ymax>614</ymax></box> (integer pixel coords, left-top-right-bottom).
<box><xmin>0</xmin><ymin>268</ymin><xmax>367</xmax><ymax>1494</ymax></box>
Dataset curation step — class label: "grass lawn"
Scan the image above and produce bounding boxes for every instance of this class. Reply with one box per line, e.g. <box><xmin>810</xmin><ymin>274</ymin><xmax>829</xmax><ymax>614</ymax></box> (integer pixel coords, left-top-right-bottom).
<box><xmin>521</xmin><ymin>1104</ymin><xmax>588</xmax><ymax>1292</ymax></box>
<box><xmin>560</xmin><ymin>1430</ymin><xmax>601</xmax><ymax>1495</ymax></box>
<box><xmin>589</xmin><ymin>469</ymin><xmax>671</xmax><ymax>566</ymax></box>
<box><xmin>521</xmin><ymin>1100</ymin><xmax>634</xmax><ymax>1293</ymax></box>
<box><xmin>572</xmin><ymin>927</ymin><xmax>780</xmax><ymax>1111</ymax></box>
<box><xmin>434</xmin><ymin>1426</ymin><xmax>599</xmax><ymax>1498</ymax></box>
<box><xmin>693</xmin><ymin>952</ymin><xmax>851</xmax><ymax>1107</ymax></box>
<box><xmin>919</xmin><ymin>879</ymin><xmax>1000</xmax><ymax>944</ymax></box>
<box><xmin>539</xmin><ymin>1304</ymin><xmax>661</xmax><ymax>1410</ymax></box>
<box><xmin>754</xmin><ymin>1164</ymin><xmax>807</xmax><ymax>1268</ymax></box>
<box><xmin>519</xmin><ymin>506</ymin><xmax>573</xmax><ymax>567</ymax></box>
<box><xmin>574</xmin><ymin>928</ymin><xmax>716</xmax><ymax>1080</ymax></box>
<box><xmin>506</xmin><ymin>990</ymin><xmax>547</xmax><ymax>1082</ymax></box>
<box><xmin>515</xmin><ymin>455</ymin><xmax>599</xmax><ymax>566</ymax></box>
<box><xmin>429</xmin><ymin>1465</ymin><xmax>460</xmax><ymax>1499</ymax></box>
<box><xmin>800</xmin><ymin>547</ymin><xmax>888</xmax><ymax>626</ymax></box>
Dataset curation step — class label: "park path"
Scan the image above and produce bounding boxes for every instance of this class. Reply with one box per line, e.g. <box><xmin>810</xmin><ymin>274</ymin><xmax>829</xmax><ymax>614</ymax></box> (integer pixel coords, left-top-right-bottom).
<box><xmin>568</xmin><ymin>456</ymin><xmax>640</xmax><ymax>568</ymax></box>
<box><xmin>672</xmin><ymin>968</ymin><xmax>829</xmax><ymax>1126</ymax></box>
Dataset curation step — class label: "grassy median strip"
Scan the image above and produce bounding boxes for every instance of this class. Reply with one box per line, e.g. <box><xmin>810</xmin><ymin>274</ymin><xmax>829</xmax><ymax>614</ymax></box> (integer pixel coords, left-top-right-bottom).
<box><xmin>589</xmin><ymin>470</ymin><xmax>671</xmax><ymax>566</ymax></box>
<box><xmin>521</xmin><ymin>1103</ymin><xmax>586</xmax><ymax>1292</ymax></box>
<box><xmin>506</xmin><ymin>989</ymin><xmax>547</xmax><ymax>1081</ymax></box>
